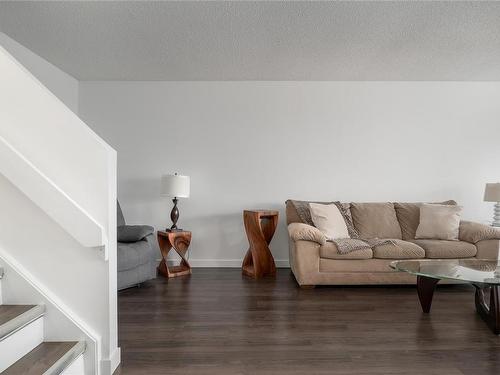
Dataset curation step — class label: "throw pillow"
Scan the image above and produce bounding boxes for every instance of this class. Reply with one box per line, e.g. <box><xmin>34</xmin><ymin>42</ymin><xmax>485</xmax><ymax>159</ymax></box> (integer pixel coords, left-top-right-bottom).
<box><xmin>309</xmin><ymin>203</ymin><xmax>350</xmax><ymax>240</ymax></box>
<box><xmin>415</xmin><ymin>204</ymin><xmax>463</xmax><ymax>241</ymax></box>
<box><xmin>394</xmin><ymin>200</ymin><xmax>457</xmax><ymax>240</ymax></box>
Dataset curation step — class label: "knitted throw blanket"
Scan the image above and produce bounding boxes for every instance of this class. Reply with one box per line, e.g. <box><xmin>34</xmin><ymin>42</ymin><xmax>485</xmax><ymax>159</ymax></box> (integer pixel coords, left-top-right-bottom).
<box><xmin>290</xmin><ymin>200</ymin><xmax>394</xmax><ymax>254</ymax></box>
<box><xmin>330</xmin><ymin>237</ymin><xmax>394</xmax><ymax>255</ymax></box>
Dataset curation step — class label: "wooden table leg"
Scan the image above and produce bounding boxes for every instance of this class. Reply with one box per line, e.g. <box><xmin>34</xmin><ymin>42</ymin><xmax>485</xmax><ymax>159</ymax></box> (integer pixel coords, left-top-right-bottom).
<box><xmin>475</xmin><ymin>285</ymin><xmax>500</xmax><ymax>335</ymax></box>
<box><xmin>242</xmin><ymin>211</ymin><xmax>277</xmax><ymax>279</ymax></box>
<box><xmin>417</xmin><ymin>275</ymin><xmax>439</xmax><ymax>313</ymax></box>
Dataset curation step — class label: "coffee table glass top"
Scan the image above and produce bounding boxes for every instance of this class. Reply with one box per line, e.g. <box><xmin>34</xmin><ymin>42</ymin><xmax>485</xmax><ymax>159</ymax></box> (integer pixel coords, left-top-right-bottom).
<box><xmin>391</xmin><ymin>259</ymin><xmax>500</xmax><ymax>285</ymax></box>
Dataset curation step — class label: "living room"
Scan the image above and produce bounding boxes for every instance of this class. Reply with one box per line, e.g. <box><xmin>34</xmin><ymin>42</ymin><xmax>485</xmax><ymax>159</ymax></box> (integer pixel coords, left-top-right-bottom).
<box><xmin>0</xmin><ymin>1</ymin><xmax>500</xmax><ymax>374</ymax></box>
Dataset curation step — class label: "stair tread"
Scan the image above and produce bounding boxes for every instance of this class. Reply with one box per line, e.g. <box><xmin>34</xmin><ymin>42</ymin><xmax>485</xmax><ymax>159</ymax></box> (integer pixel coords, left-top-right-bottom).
<box><xmin>0</xmin><ymin>305</ymin><xmax>36</xmax><ymax>326</ymax></box>
<box><xmin>0</xmin><ymin>304</ymin><xmax>45</xmax><ymax>340</ymax></box>
<box><xmin>3</xmin><ymin>341</ymin><xmax>82</xmax><ymax>375</ymax></box>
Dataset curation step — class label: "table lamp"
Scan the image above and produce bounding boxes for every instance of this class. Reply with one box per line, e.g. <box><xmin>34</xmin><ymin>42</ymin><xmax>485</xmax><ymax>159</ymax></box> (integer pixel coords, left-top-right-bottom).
<box><xmin>161</xmin><ymin>173</ymin><xmax>190</xmax><ymax>231</ymax></box>
<box><xmin>484</xmin><ymin>183</ymin><xmax>500</xmax><ymax>227</ymax></box>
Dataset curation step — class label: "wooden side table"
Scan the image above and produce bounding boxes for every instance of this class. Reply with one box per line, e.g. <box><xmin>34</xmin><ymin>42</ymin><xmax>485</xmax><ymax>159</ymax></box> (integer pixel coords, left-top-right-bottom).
<box><xmin>242</xmin><ymin>210</ymin><xmax>278</xmax><ymax>279</ymax></box>
<box><xmin>157</xmin><ymin>230</ymin><xmax>192</xmax><ymax>278</ymax></box>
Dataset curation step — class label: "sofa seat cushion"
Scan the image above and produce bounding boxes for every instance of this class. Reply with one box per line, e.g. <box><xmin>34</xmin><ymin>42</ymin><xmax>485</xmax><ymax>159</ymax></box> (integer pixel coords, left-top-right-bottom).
<box><xmin>350</xmin><ymin>202</ymin><xmax>402</xmax><ymax>239</ymax></box>
<box><xmin>373</xmin><ymin>239</ymin><xmax>425</xmax><ymax>259</ymax></box>
<box><xmin>410</xmin><ymin>239</ymin><xmax>477</xmax><ymax>259</ymax></box>
<box><xmin>320</xmin><ymin>242</ymin><xmax>373</xmax><ymax>260</ymax></box>
<box><xmin>118</xmin><ymin>239</ymin><xmax>153</xmax><ymax>272</ymax></box>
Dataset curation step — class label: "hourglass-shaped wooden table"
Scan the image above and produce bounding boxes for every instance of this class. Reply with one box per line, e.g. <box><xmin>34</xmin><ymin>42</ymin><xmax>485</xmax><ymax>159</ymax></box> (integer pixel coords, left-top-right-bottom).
<box><xmin>157</xmin><ymin>230</ymin><xmax>192</xmax><ymax>278</ymax></box>
<box><xmin>242</xmin><ymin>210</ymin><xmax>278</xmax><ymax>279</ymax></box>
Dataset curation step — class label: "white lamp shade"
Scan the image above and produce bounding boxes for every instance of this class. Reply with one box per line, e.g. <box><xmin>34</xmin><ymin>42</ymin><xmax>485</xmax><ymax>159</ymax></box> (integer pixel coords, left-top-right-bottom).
<box><xmin>484</xmin><ymin>183</ymin><xmax>500</xmax><ymax>202</ymax></box>
<box><xmin>161</xmin><ymin>174</ymin><xmax>190</xmax><ymax>198</ymax></box>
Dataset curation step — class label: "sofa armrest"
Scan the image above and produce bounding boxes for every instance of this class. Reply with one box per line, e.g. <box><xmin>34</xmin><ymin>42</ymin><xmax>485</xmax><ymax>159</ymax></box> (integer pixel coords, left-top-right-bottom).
<box><xmin>459</xmin><ymin>221</ymin><xmax>500</xmax><ymax>244</ymax></box>
<box><xmin>288</xmin><ymin>223</ymin><xmax>326</xmax><ymax>245</ymax></box>
<box><xmin>475</xmin><ymin>239</ymin><xmax>500</xmax><ymax>260</ymax></box>
<box><xmin>118</xmin><ymin>225</ymin><xmax>154</xmax><ymax>243</ymax></box>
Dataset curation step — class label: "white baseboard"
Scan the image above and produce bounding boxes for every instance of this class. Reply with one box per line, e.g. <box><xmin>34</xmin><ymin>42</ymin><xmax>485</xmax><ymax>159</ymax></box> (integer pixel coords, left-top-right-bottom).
<box><xmin>100</xmin><ymin>347</ymin><xmax>121</xmax><ymax>375</ymax></box>
<box><xmin>168</xmin><ymin>259</ymin><xmax>290</xmax><ymax>268</ymax></box>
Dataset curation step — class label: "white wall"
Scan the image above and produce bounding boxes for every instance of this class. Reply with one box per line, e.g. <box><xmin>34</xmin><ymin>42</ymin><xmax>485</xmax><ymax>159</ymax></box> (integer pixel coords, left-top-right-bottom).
<box><xmin>79</xmin><ymin>81</ymin><xmax>500</xmax><ymax>266</ymax></box>
<box><xmin>0</xmin><ymin>33</ymin><xmax>78</xmax><ymax>114</ymax></box>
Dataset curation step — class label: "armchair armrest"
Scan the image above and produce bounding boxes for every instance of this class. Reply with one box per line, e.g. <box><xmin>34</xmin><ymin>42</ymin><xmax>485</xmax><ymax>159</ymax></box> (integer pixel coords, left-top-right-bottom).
<box><xmin>288</xmin><ymin>223</ymin><xmax>326</xmax><ymax>245</ymax></box>
<box><xmin>118</xmin><ymin>225</ymin><xmax>154</xmax><ymax>243</ymax></box>
<box><xmin>459</xmin><ymin>221</ymin><xmax>500</xmax><ymax>244</ymax></box>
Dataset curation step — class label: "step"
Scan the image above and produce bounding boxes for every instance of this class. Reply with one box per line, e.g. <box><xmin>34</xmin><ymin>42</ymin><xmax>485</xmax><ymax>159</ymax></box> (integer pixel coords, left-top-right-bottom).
<box><xmin>0</xmin><ymin>304</ymin><xmax>45</xmax><ymax>340</ymax></box>
<box><xmin>0</xmin><ymin>304</ymin><xmax>45</xmax><ymax>372</ymax></box>
<box><xmin>2</xmin><ymin>341</ymin><xmax>85</xmax><ymax>375</ymax></box>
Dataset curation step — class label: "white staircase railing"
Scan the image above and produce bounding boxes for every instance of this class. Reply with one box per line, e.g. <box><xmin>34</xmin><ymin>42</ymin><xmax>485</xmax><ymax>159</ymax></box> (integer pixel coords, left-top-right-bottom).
<box><xmin>0</xmin><ymin>135</ymin><xmax>106</xmax><ymax>250</ymax></box>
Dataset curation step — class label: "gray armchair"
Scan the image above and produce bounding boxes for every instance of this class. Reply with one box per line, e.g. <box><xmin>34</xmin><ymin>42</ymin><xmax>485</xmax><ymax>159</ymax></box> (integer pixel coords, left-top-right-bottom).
<box><xmin>117</xmin><ymin>201</ymin><xmax>157</xmax><ymax>290</ymax></box>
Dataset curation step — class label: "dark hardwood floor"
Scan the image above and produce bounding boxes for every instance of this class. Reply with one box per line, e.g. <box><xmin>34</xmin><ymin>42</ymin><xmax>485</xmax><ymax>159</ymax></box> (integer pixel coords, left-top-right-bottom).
<box><xmin>115</xmin><ymin>268</ymin><xmax>500</xmax><ymax>374</ymax></box>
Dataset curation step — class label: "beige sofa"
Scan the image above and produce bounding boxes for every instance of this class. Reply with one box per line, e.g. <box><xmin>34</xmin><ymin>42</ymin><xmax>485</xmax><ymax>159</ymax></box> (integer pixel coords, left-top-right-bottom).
<box><xmin>286</xmin><ymin>200</ymin><xmax>500</xmax><ymax>287</ymax></box>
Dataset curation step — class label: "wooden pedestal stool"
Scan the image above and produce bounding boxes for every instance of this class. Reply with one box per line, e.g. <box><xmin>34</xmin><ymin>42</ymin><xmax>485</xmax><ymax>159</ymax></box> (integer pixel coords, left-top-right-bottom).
<box><xmin>242</xmin><ymin>210</ymin><xmax>278</xmax><ymax>279</ymax></box>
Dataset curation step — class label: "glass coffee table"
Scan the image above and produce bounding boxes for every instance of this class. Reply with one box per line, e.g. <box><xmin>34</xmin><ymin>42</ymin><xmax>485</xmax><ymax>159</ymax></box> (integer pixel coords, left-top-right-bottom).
<box><xmin>391</xmin><ymin>259</ymin><xmax>500</xmax><ymax>335</ymax></box>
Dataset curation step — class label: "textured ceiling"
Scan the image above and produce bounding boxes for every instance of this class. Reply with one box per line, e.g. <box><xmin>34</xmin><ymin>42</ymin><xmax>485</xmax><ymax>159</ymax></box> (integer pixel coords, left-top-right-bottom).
<box><xmin>1</xmin><ymin>1</ymin><xmax>500</xmax><ymax>81</ymax></box>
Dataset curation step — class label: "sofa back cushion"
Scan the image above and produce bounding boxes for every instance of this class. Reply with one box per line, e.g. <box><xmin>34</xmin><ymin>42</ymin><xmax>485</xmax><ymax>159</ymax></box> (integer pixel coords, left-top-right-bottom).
<box><xmin>350</xmin><ymin>202</ymin><xmax>402</xmax><ymax>239</ymax></box>
<box><xmin>394</xmin><ymin>200</ymin><xmax>457</xmax><ymax>240</ymax></box>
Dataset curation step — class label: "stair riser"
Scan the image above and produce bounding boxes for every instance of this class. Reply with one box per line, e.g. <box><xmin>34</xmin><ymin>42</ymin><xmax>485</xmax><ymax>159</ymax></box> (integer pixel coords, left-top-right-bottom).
<box><xmin>60</xmin><ymin>354</ymin><xmax>85</xmax><ymax>375</ymax></box>
<box><xmin>0</xmin><ymin>316</ymin><xmax>44</xmax><ymax>372</ymax></box>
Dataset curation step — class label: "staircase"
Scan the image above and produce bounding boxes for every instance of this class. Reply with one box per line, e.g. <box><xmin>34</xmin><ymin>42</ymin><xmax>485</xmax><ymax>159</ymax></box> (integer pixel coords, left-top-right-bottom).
<box><xmin>0</xmin><ymin>269</ymin><xmax>85</xmax><ymax>374</ymax></box>
<box><xmin>0</xmin><ymin>36</ymin><xmax>119</xmax><ymax>374</ymax></box>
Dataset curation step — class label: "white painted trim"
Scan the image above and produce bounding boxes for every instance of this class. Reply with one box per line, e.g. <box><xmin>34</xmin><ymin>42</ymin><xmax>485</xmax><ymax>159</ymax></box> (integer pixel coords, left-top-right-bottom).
<box><xmin>100</xmin><ymin>347</ymin><xmax>121</xmax><ymax>375</ymax></box>
<box><xmin>104</xmin><ymin>152</ymin><xmax>120</xmax><ymax>374</ymax></box>
<box><xmin>0</xmin><ymin>316</ymin><xmax>44</xmax><ymax>372</ymax></box>
<box><xmin>169</xmin><ymin>259</ymin><xmax>290</xmax><ymax>268</ymax></box>
<box><xmin>0</xmin><ymin>135</ymin><xmax>107</xmax><ymax>253</ymax></box>
<box><xmin>0</xmin><ymin>267</ymin><xmax>3</xmax><ymax>305</ymax></box>
<box><xmin>0</xmin><ymin>248</ymin><xmax>101</xmax><ymax>375</ymax></box>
